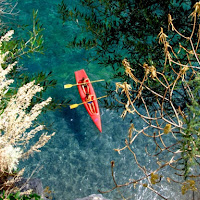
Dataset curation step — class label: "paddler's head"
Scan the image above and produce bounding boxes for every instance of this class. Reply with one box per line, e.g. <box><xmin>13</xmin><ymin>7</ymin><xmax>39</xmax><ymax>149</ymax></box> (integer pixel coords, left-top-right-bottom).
<box><xmin>81</xmin><ymin>77</ymin><xmax>85</xmax><ymax>82</ymax></box>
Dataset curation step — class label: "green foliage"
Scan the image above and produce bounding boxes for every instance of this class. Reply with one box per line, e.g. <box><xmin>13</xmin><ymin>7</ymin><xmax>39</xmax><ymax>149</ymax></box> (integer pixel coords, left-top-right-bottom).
<box><xmin>181</xmin><ymin>74</ymin><xmax>200</xmax><ymax>178</ymax></box>
<box><xmin>17</xmin><ymin>71</ymin><xmax>70</xmax><ymax>112</ymax></box>
<box><xmin>58</xmin><ymin>0</ymin><xmax>195</xmax><ymax>112</ymax></box>
<box><xmin>0</xmin><ymin>191</ymin><xmax>42</xmax><ymax>200</ymax></box>
<box><xmin>58</xmin><ymin>0</ymin><xmax>194</xmax><ymax>69</ymax></box>
<box><xmin>1</xmin><ymin>10</ymin><xmax>44</xmax><ymax>64</ymax></box>
<box><xmin>1</xmin><ymin>10</ymin><xmax>70</xmax><ymax>112</ymax></box>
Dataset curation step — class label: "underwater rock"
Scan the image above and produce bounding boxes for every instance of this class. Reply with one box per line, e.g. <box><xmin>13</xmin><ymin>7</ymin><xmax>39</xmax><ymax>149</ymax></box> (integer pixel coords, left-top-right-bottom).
<box><xmin>75</xmin><ymin>194</ymin><xmax>110</xmax><ymax>200</ymax></box>
<box><xmin>15</xmin><ymin>178</ymin><xmax>49</xmax><ymax>200</ymax></box>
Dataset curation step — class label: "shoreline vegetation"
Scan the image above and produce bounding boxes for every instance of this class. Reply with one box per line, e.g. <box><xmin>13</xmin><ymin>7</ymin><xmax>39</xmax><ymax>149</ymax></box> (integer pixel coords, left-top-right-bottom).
<box><xmin>99</xmin><ymin>3</ymin><xmax>200</xmax><ymax>199</ymax></box>
<box><xmin>0</xmin><ymin>2</ymin><xmax>56</xmax><ymax>199</ymax></box>
<box><xmin>0</xmin><ymin>30</ymin><xmax>55</xmax><ymax>199</ymax></box>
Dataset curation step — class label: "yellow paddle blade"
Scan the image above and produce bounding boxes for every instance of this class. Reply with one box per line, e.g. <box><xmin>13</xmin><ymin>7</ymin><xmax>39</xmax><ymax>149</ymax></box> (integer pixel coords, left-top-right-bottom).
<box><xmin>64</xmin><ymin>84</ymin><xmax>73</xmax><ymax>89</ymax></box>
<box><xmin>70</xmin><ymin>104</ymin><xmax>79</xmax><ymax>109</ymax></box>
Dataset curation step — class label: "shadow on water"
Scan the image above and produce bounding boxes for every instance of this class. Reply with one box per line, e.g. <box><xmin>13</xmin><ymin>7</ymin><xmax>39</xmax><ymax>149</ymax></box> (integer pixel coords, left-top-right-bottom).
<box><xmin>48</xmin><ymin>83</ymin><xmax>88</xmax><ymax>147</ymax></box>
<box><xmin>59</xmin><ymin>107</ymin><xmax>87</xmax><ymax>147</ymax></box>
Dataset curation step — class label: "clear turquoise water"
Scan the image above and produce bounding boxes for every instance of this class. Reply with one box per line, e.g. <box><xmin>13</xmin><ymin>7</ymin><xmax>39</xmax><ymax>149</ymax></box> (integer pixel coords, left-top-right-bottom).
<box><xmin>13</xmin><ymin>1</ymin><xmax>194</xmax><ymax>200</ymax></box>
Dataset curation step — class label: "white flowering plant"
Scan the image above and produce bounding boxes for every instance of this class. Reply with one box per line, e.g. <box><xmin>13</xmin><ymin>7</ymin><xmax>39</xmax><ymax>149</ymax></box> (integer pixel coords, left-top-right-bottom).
<box><xmin>0</xmin><ymin>30</ymin><xmax>55</xmax><ymax>196</ymax></box>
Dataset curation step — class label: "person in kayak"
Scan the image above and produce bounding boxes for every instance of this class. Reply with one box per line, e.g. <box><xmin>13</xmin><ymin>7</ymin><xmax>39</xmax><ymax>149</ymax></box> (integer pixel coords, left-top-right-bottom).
<box><xmin>85</xmin><ymin>93</ymin><xmax>96</xmax><ymax>113</ymax></box>
<box><xmin>81</xmin><ymin>77</ymin><xmax>89</xmax><ymax>94</ymax></box>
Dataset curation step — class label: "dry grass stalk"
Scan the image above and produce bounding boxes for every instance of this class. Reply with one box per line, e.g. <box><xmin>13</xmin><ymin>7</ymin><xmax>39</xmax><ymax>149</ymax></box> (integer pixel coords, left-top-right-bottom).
<box><xmin>100</xmin><ymin>3</ymin><xmax>200</xmax><ymax>199</ymax></box>
<box><xmin>0</xmin><ymin>30</ymin><xmax>55</xmax><ymax>197</ymax></box>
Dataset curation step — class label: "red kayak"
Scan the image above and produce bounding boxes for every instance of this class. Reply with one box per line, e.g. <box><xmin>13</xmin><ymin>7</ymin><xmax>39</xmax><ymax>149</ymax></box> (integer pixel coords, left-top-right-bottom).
<box><xmin>75</xmin><ymin>69</ymin><xmax>102</xmax><ymax>132</ymax></box>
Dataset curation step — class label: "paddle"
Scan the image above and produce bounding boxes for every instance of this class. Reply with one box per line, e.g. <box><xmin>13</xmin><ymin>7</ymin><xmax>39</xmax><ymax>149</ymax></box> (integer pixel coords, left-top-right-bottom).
<box><xmin>70</xmin><ymin>95</ymin><xmax>107</xmax><ymax>109</ymax></box>
<box><xmin>64</xmin><ymin>79</ymin><xmax>105</xmax><ymax>89</ymax></box>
